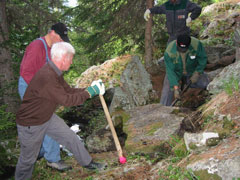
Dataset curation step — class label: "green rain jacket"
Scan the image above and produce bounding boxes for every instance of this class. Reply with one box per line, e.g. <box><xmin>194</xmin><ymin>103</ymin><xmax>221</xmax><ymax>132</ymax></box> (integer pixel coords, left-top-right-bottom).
<box><xmin>164</xmin><ymin>37</ymin><xmax>207</xmax><ymax>89</ymax></box>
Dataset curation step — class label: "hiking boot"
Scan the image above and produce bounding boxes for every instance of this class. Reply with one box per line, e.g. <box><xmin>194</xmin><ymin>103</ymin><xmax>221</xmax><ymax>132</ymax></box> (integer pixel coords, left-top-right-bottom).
<box><xmin>83</xmin><ymin>161</ymin><xmax>106</xmax><ymax>170</ymax></box>
<box><xmin>47</xmin><ymin>160</ymin><xmax>72</xmax><ymax>171</ymax></box>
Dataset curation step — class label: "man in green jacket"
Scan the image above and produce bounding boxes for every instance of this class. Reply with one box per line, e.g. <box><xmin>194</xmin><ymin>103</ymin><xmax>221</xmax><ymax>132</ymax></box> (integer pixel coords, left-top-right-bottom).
<box><xmin>160</xmin><ymin>34</ymin><xmax>209</xmax><ymax>106</ymax></box>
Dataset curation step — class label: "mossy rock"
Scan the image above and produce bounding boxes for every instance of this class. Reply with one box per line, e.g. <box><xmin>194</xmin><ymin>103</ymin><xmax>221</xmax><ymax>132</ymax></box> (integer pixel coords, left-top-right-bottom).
<box><xmin>193</xmin><ymin>170</ymin><xmax>222</xmax><ymax>180</ymax></box>
<box><xmin>206</xmin><ymin>137</ymin><xmax>220</xmax><ymax>147</ymax></box>
<box><xmin>223</xmin><ymin>118</ymin><xmax>235</xmax><ymax>130</ymax></box>
<box><xmin>145</xmin><ymin>121</ymin><xmax>163</xmax><ymax>136</ymax></box>
<box><xmin>218</xmin><ymin>129</ymin><xmax>231</xmax><ymax>139</ymax></box>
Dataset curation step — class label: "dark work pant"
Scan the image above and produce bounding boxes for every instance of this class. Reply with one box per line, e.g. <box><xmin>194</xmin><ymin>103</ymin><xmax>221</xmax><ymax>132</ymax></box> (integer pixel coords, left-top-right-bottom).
<box><xmin>15</xmin><ymin>114</ymin><xmax>92</xmax><ymax>180</ymax></box>
<box><xmin>18</xmin><ymin>76</ymin><xmax>61</xmax><ymax>163</ymax></box>
<box><xmin>160</xmin><ymin>73</ymin><xmax>209</xmax><ymax>106</ymax></box>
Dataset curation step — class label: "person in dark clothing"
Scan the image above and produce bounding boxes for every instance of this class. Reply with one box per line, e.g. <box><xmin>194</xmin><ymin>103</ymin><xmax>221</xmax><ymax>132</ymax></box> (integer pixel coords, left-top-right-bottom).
<box><xmin>15</xmin><ymin>42</ymin><xmax>106</xmax><ymax>180</ymax></box>
<box><xmin>144</xmin><ymin>0</ymin><xmax>202</xmax><ymax>43</ymax></box>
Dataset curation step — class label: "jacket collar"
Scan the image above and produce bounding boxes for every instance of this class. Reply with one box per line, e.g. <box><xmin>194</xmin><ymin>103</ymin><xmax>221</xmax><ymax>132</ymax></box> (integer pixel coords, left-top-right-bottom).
<box><xmin>48</xmin><ymin>60</ymin><xmax>62</xmax><ymax>76</ymax></box>
<box><xmin>169</xmin><ymin>0</ymin><xmax>181</xmax><ymax>5</ymax></box>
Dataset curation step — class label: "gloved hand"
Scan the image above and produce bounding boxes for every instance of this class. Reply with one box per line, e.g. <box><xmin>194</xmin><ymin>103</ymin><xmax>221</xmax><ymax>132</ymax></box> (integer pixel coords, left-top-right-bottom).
<box><xmin>186</xmin><ymin>17</ymin><xmax>192</xmax><ymax>25</ymax></box>
<box><xmin>88</xmin><ymin>79</ymin><xmax>105</xmax><ymax>97</ymax></box>
<box><xmin>91</xmin><ymin>80</ymin><xmax>100</xmax><ymax>86</ymax></box>
<box><xmin>190</xmin><ymin>71</ymin><xmax>200</xmax><ymax>84</ymax></box>
<box><xmin>93</xmin><ymin>79</ymin><xmax>105</xmax><ymax>95</ymax></box>
<box><xmin>144</xmin><ymin>9</ymin><xmax>151</xmax><ymax>21</ymax></box>
<box><xmin>174</xmin><ymin>88</ymin><xmax>181</xmax><ymax>100</ymax></box>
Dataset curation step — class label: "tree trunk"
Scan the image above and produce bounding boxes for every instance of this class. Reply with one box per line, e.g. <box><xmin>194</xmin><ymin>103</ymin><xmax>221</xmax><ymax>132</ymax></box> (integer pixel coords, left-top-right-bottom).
<box><xmin>0</xmin><ymin>0</ymin><xmax>19</xmax><ymax>113</ymax></box>
<box><xmin>144</xmin><ymin>0</ymin><xmax>154</xmax><ymax>75</ymax></box>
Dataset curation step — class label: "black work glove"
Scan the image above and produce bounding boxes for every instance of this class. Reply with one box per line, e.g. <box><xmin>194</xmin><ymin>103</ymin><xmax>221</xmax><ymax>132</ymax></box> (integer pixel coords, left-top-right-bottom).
<box><xmin>190</xmin><ymin>72</ymin><xmax>200</xmax><ymax>84</ymax></box>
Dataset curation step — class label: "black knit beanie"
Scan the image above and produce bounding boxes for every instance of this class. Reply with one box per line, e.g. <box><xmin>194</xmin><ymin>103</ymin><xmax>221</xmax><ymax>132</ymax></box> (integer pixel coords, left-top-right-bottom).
<box><xmin>177</xmin><ymin>34</ymin><xmax>191</xmax><ymax>52</ymax></box>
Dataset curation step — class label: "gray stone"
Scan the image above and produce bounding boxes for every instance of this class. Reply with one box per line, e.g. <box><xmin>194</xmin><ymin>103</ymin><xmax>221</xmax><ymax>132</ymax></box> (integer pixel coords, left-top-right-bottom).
<box><xmin>86</xmin><ymin>129</ymin><xmax>115</xmax><ymax>153</ymax></box>
<box><xmin>109</xmin><ymin>56</ymin><xmax>153</xmax><ymax>113</ymax></box>
<box><xmin>125</xmin><ymin>104</ymin><xmax>184</xmax><ymax>147</ymax></box>
<box><xmin>205</xmin><ymin>46</ymin><xmax>234</xmax><ymax>64</ymax></box>
<box><xmin>207</xmin><ymin>60</ymin><xmax>240</xmax><ymax>94</ymax></box>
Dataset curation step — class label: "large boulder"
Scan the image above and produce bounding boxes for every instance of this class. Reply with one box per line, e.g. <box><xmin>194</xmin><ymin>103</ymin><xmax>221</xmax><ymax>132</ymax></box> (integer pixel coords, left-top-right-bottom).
<box><xmin>207</xmin><ymin>60</ymin><xmax>240</xmax><ymax>95</ymax></box>
<box><xmin>123</xmin><ymin>104</ymin><xmax>184</xmax><ymax>153</ymax></box>
<box><xmin>234</xmin><ymin>22</ymin><xmax>240</xmax><ymax>61</ymax></box>
<box><xmin>109</xmin><ymin>56</ymin><xmax>153</xmax><ymax>113</ymax></box>
<box><xmin>204</xmin><ymin>46</ymin><xmax>235</xmax><ymax>65</ymax></box>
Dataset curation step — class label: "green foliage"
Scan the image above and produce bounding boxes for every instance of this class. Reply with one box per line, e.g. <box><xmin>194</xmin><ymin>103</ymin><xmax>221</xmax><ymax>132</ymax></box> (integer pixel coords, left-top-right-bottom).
<box><xmin>222</xmin><ymin>75</ymin><xmax>240</xmax><ymax>96</ymax></box>
<box><xmin>63</xmin><ymin>55</ymin><xmax>89</xmax><ymax>85</ymax></box>
<box><xmin>232</xmin><ymin>178</ymin><xmax>240</xmax><ymax>180</ymax></box>
<box><xmin>70</xmin><ymin>0</ymin><xmax>146</xmax><ymax>64</ymax></box>
<box><xmin>85</xmin><ymin>176</ymin><xmax>94</xmax><ymax>180</ymax></box>
<box><xmin>7</xmin><ymin>0</ymin><xmax>72</xmax><ymax>79</ymax></box>
<box><xmin>202</xmin><ymin>113</ymin><xmax>214</xmax><ymax>128</ymax></box>
<box><xmin>158</xmin><ymin>165</ymin><xmax>200</xmax><ymax>180</ymax></box>
<box><xmin>0</xmin><ymin>105</ymin><xmax>16</xmax><ymax>132</ymax></box>
<box><xmin>168</xmin><ymin>135</ymin><xmax>189</xmax><ymax>163</ymax></box>
<box><xmin>0</xmin><ymin>105</ymin><xmax>17</xmax><ymax>177</ymax></box>
<box><xmin>127</xmin><ymin>153</ymin><xmax>143</xmax><ymax>161</ymax></box>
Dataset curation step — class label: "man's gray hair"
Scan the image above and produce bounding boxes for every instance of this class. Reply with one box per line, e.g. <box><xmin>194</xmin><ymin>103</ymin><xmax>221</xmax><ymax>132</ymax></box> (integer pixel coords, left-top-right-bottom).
<box><xmin>51</xmin><ymin>42</ymin><xmax>75</xmax><ymax>61</ymax></box>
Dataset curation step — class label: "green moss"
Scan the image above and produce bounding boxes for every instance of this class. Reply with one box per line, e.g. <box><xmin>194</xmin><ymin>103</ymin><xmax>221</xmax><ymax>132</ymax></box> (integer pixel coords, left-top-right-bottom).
<box><xmin>218</xmin><ymin>129</ymin><xmax>231</xmax><ymax>139</ymax></box>
<box><xmin>146</xmin><ymin>122</ymin><xmax>163</xmax><ymax>136</ymax></box>
<box><xmin>223</xmin><ymin>117</ymin><xmax>235</xmax><ymax>130</ymax></box>
<box><xmin>189</xmin><ymin>142</ymin><xmax>198</xmax><ymax>150</ymax></box>
<box><xmin>201</xmin><ymin>112</ymin><xmax>214</xmax><ymax>128</ymax></box>
<box><xmin>206</xmin><ymin>138</ymin><xmax>220</xmax><ymax>147</ymax></box>
<box><xmin>193</xmin><ymin>169</ymin><xmax>222</xmax><ymax>180</ymax></box>
<box><xmin>111</xmin><ymin>109</ymin><xmax>130</xmax><ymax>124</ymax></box>
<box><xmin>171</xmin><ymin>108</ymin><xmax>181</xmax><ymax>115</ymax></box>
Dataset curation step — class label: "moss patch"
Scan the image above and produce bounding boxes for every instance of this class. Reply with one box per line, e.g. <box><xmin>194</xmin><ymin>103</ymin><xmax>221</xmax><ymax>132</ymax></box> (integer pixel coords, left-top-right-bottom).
<box><xmin>193</xmin><ymin>170</ymin><xmax>222</xmax><ymax>180</ymax></box>
<box><xmin>145</xmin><ymin>121</ymin><xmax>163</xmax><ymax>136</ymax></box>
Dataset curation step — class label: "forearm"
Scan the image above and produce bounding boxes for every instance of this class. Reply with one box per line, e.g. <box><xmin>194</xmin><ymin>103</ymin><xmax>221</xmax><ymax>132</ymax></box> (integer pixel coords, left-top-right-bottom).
<box><xmin>187</xmin><ymin>2</ymin><xmax>202</xmax><ymax>20</ymax></box>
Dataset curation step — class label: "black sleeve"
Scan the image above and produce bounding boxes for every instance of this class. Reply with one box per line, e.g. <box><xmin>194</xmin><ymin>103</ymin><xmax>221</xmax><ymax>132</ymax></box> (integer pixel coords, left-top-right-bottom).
<box><xmin>186</xmin><ymin>0</ymin><xmax>202</xmax><ymax>20</ymax></box>
<box><xmin>149</xmin><ymin>4</ymin><xmax>165</xmax><ymax>15</ymax></box>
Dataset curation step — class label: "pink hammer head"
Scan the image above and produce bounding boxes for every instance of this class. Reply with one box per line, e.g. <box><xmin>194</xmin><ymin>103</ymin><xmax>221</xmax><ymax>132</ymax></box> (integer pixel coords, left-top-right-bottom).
<box><xmin>119</xmin><ymin>156</ymin><xmax>127</xmax><ymax>164</ymax></box>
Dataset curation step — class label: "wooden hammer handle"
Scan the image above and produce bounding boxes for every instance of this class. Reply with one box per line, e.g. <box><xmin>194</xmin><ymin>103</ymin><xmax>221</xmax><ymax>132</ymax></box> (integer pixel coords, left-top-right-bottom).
<box><xmin>99</xmin><ymin>95</ymin><xmax>123</xmax><ymax>157</ymax></box>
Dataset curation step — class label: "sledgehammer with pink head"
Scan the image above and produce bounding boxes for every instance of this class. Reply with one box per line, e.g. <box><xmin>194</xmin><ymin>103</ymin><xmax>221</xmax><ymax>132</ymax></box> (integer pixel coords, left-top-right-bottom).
<box><xmin>99</xmin><ymin>95</ymin><xmax>127</xmax><ymax>164</ymax></box>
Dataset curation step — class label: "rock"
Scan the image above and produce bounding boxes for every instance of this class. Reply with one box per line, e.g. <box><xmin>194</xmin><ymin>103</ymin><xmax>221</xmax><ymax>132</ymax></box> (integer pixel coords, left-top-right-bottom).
<box><xmin>206</xmin><ymin>68</ymin><xmax>223</xmax><ymax>82</ymax></box>
<box><xmin>234</xmin><ymin>23</ymin><xmax>240</xmax><ymax>61</ymax></box>
<box><xmin>184</xmin><ymin>132</ymin><xmax>219</xmax><ymax>151</ymax></box>
<box><xmin>187</xmin><ymin>137</ymin><xmax>240</xmax><ymax>180</ymax></box>
<box><xmin>75</xmin><ymin>55</ymin><xmax>132</xmax><ymax>88</ymax></box>
<box><xmin>123</xmin><ymin>104</ymin><xmax>184</xmax><ymax>153</ymax></box>
<box><xmin>86</xmin><ymin>129</ymin><xmax>115</xmax><ymax>153</ymax></box>
<box><xmin>205</xmin><ymin>46</ymin><xmax>235</xmax><ymax>65</ymax></box>
<box><xmin>207</xmin><ymin>60</ymin><xmax>240</xmax><ymax>94</ymax></box>
<box><xmin>206</xmin><ymin>137</ymin><xmax>220</xmax><ymax>147</ymax></box>
<box><xmin>109</xmin><ymin>56</ymin><xmax>153</xmax><ymax>113</ymax></box>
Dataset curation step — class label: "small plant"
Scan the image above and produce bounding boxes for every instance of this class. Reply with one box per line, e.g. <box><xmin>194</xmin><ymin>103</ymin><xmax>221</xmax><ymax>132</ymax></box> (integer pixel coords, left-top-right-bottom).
<box><xmin>158</xmin><ymin>165</ymin><xmax>200</xmax><ymax>180</ymax></box>
<box><xmin>222</xmin><ymin>75</ymin><xmax>240</xmax><ymax>95</ymax></box>
<box><xmin>202</xmin><ymin>114</ymin><xmax>214</xmax><ymax>128</ymax></box>
<box><xmin>0</xmin><ymin>105</ymin><xmax>16</xmax><ymax>130</ymax></box>
<box><xmin>85</xmin><ymin>176</ymin><xmax>94</xmax><ymax>180</ymax></box>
